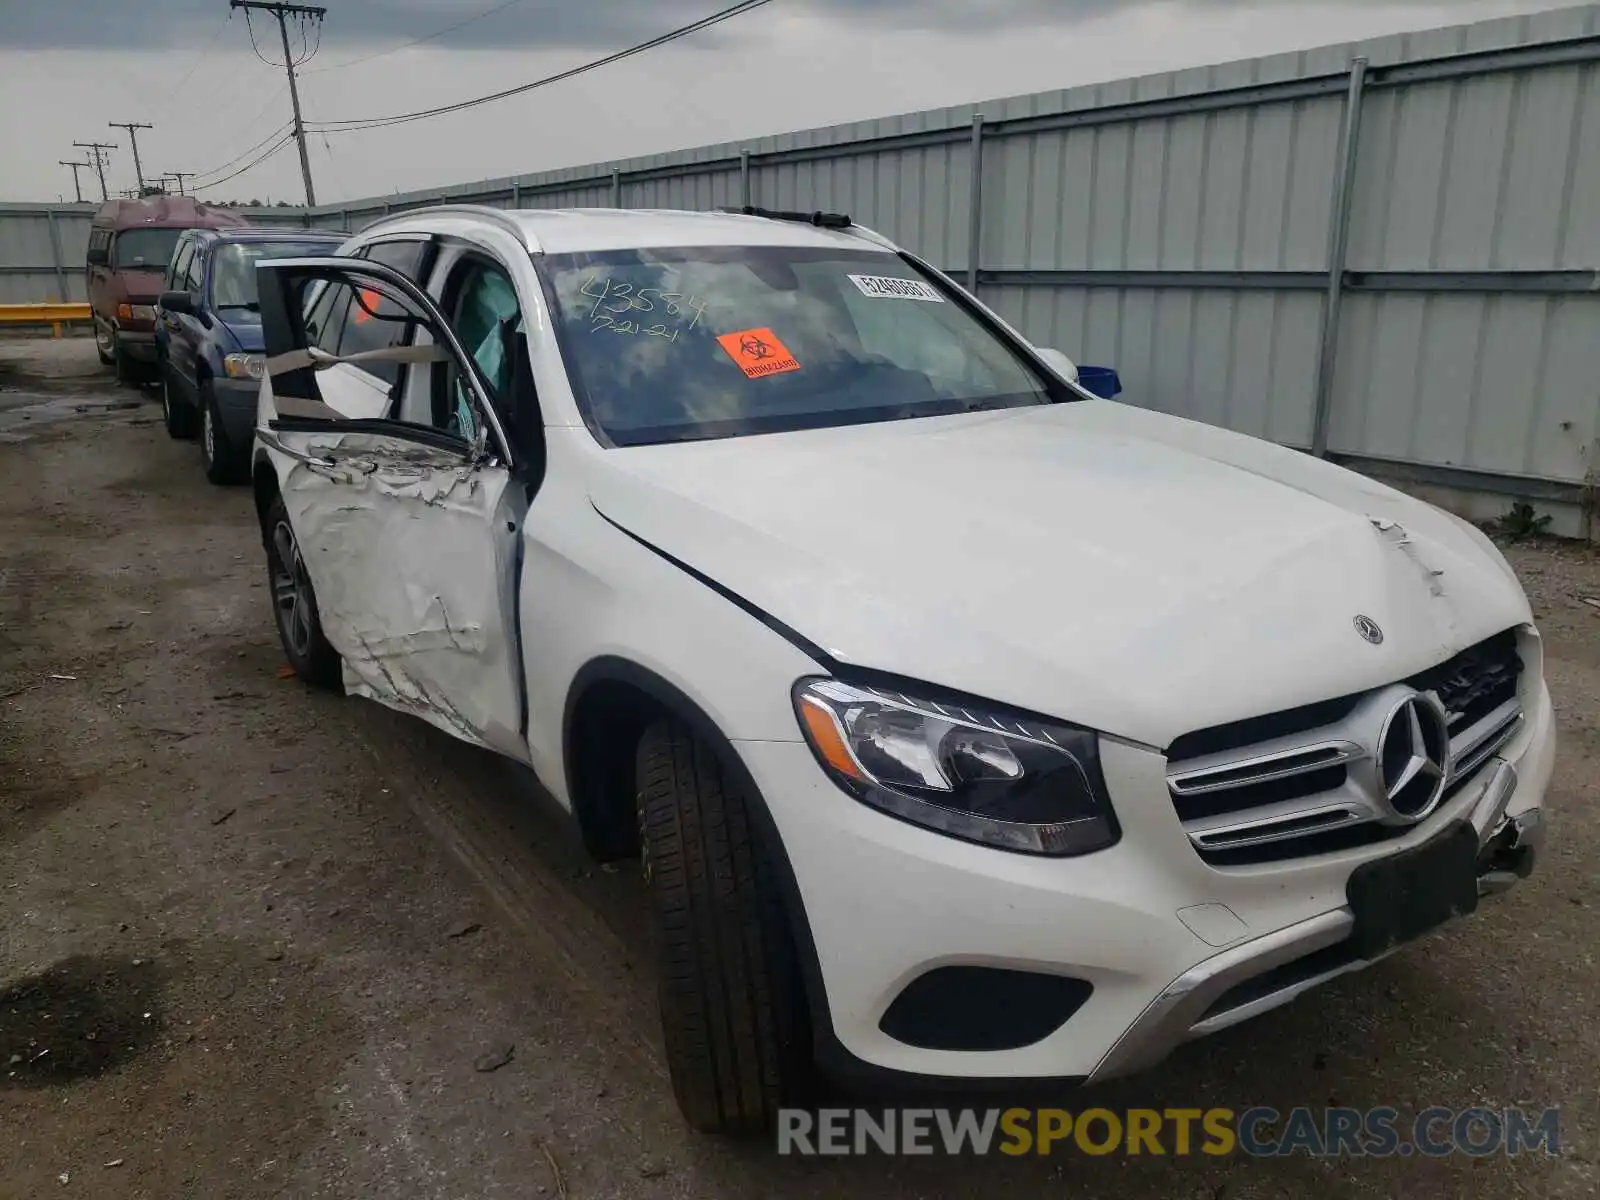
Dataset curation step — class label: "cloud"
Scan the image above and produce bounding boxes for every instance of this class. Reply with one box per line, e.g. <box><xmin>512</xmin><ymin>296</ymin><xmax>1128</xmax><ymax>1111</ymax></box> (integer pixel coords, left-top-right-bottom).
<box><xmin>0</xmin><ymin>0</ymin><xmax>1353</xmax><ymax>52</ymax></box>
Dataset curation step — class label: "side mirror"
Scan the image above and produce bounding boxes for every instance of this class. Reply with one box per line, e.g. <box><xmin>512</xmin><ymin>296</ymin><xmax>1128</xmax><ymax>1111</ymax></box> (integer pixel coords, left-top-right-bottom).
<box><xmin>86</xmin><ymin>246</ymin><xmax>109</xmax><ymax>267</ymax></box>
<box><xmin>160</xmin><ymin>290</ymin><xmax>196</xmax><ymax>316</ymax></box>
<box><xmin>1036</xmin><ymin>347</ymin><xmax>1079</xmax><ymax>383</ymax></box>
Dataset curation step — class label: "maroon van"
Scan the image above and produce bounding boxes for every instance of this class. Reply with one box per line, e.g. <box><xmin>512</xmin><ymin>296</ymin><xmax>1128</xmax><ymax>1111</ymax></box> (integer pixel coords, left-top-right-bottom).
<box><xmin>85</xmin><ymin>196</ymin><xmax>250</xmax><ymax>383</ymax></box>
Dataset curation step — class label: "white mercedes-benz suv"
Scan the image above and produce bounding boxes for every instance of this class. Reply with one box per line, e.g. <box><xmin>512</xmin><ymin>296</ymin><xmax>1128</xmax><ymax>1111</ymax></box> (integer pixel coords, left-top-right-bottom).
<box><xmin>246</xmin><ymin>204</ymin><xmax>1553</xmax><ymax>1134</ymax></box>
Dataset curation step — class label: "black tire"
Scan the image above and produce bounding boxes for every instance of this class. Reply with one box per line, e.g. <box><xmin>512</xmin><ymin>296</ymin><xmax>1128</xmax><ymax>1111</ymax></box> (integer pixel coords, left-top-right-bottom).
<box><xmin>161</xmin><ymin>364</ymin><xmax>197</xmax><ymax>440</ymax></box>
<box><xmin>637</xmin><ymin>718</ymin><xmax>811</xmax><ymax>1134</ymax></box>
<box><xmin>263</xmin><ymin>493</ymin><xmax>341</xmax><ymax>689</ymax></box>
<box><xmin>200</xmin><ymin>380</ymin><xmax>243</xmax><ymax>485</ymax></box>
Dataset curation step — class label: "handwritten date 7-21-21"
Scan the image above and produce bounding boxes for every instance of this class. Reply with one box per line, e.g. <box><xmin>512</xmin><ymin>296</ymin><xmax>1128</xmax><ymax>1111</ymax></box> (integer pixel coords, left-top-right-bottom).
<box><xmin>582</xmin><ymin>277</ymin><xmax>709</xmax><ymax>341</ymax></box>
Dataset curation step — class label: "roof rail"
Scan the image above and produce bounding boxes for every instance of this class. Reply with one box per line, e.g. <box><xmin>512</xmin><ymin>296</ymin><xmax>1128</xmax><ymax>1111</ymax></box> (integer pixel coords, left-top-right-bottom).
<box><xmin>358</xmin><ymin>203</ymin><xmax>540</xmax><ymax>253</ymax></box>
<box><xmin>717</xmin><ymin>205</ymin><xmax>852</xmax><ymax>230</ymax></box>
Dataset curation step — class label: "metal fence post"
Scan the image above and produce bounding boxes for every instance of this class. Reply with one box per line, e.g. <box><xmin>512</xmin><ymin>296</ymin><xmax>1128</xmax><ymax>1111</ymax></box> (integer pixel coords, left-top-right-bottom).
<box><xmin>611</xmin><ymin>168</ymin><xmax>622</xmax><ymax>208</ymax></box>
<box><xmin>1311</xmin><ymin>57</ymin><xmax>1368</xmax><ymax>458</ymax></box>
<box><xmin>44</xmin><ymin>206</ymin><xmax>68</xmax><ymax>302</ymax></box>
<box><xmin>740</xmin><ymin>149</ymin><xmax>751</xmax><ymax>208</ymax></box>
<box><xmin>512</xmin><ymin>181</ymin><xmax>522</xmax><ymax>208</ymax></box>
<box><xmin>967</xmin><ymin>113</ymin><xmax>985</xmax><ymax>294</ymax></box>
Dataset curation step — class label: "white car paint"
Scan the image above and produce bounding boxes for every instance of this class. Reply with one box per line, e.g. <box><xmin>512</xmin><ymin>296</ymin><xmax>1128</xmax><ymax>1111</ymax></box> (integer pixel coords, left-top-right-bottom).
<box><xmin>252</xmin><ymin>206</ymin><xmax>1554</xmax><ymax>1089</ymax></box>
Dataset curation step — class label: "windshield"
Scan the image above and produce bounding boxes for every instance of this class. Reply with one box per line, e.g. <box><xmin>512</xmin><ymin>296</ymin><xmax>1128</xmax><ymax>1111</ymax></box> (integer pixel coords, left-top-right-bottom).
<box><xmin>540</xmin><ymin>246</ymin><xmax>1064</xmax><ymax>446</ymax></box>
<box><xmin>211</xmin><ymin>241</ymin><xmax>336</xmax><ymax>310</ymax></box>
<box><xmin>112</xmin><ymin>228</ymin><xmax>184</xmax><ymax>272</ymax></box>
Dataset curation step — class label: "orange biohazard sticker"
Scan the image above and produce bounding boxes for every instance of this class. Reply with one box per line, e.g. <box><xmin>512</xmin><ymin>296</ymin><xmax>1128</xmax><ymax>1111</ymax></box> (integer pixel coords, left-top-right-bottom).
<box><xmin>716</xmin><ymin>327</ymin><xmax>801</xmax><ymax>379</ymax></box>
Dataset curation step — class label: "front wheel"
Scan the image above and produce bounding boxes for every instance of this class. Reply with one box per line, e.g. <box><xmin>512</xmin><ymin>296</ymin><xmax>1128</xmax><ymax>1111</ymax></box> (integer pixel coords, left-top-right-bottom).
<box><xmin>637</xmin><ymin>718</ymin><xmax>812</xmax><ymax>1134</ymax></box>
<box><xmin>200</xmin><ymin>381</ymin><xmax>243</xmax><ymax>484</ymax></box>
<box><xmin>263</xmin><ymin>493</ymin><xmax>341</xmax><ymax>689</ymax></box>
<box><xmin>161</xmin><ymin>365</ymin><xmax>196</xmax><ymax>439</ymax></box>
<box><xmin>95</xmin><ymin>324</ymin><xmax>114</xmax><ymax>366</ymax></box>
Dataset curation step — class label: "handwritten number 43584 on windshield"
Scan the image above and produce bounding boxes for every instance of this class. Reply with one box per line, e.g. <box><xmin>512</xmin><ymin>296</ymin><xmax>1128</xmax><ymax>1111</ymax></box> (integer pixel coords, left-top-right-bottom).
<box><xmin>581</xmin><ymin>276</ymin><xmax>708</xmax><ymax>341</ymax></box>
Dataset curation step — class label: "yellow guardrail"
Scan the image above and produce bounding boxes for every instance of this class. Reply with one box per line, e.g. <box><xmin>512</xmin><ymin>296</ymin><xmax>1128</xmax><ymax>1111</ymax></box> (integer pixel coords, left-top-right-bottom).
<box><xmin>0</xmin><ymin>303</ymin><xmax>93</xmax><ymax>337</ymax></box>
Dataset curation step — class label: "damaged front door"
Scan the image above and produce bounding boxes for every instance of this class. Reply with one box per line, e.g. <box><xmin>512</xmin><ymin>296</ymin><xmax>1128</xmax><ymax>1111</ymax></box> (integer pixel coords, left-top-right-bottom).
<box><xmin>255</xmin><ymin>256</ymin><xmax>529</xmax><ymax>761</ymax></box>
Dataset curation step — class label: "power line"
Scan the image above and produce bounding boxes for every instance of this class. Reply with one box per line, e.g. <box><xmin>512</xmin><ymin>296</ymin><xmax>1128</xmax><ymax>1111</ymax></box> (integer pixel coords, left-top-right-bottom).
<box><xmin>153</xmin><ymin>12</ymin><xmax>235</xmax><ymax>109</ymax></box>
<box><xmin>230</xmin><ymin>1</ymin><xmax>327</xmax><ymax>206</ymax></box>
<box><xmin>191</xmin><ymin>130</ymin><xmax>298</xmax><ymax>193</ymax></box>
<box><xmin>190</xmin><ymin>120</ymin><xmax>295</xmax><ymax>184</ymax></box>
<box><xmin>303</xmin><ymin>0</ymin><xmax>529</xmax><ymax>75</ymax></box>
<box><xmin>308</xmin><ymin>0</ymin><xmax>777</xmax><ymax>134</ymax></box>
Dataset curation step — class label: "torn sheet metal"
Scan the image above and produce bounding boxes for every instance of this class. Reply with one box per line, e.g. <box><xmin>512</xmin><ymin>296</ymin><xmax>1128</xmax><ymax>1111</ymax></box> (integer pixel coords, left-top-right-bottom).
<box><xmin>1371</xmin><ymin>517</ymin><xmax>1448</xmax><ymax>598</ymax></box>
<box><xmin>277</xmin><ymin>429</ymin><xmax>529</xmax><ymax>761</ymax></box>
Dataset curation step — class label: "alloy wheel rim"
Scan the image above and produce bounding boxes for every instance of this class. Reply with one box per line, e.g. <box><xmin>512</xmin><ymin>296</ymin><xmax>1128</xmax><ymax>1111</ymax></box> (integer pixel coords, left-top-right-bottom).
<box><xmin>270</xmin><ymin>519</ymin><xmax>313</xmax><ymax>659</ymax></box>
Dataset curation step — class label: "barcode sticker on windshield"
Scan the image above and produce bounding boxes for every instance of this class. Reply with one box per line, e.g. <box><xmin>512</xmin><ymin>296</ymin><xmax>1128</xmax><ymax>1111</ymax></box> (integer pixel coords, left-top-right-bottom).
<box><xmin>847</xmin><ymin>274</ymin><xmax>946</xmax><ymax>302</ymax></box>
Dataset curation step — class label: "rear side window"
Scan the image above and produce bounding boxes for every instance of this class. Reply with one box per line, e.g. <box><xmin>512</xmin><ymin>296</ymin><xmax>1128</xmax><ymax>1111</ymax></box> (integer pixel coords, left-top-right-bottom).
<box><xmin>322</xmin><ymin>239</ymin><xmax>434</xmax><ymax>385</ymax></box>
<box><xmin>361</xmin><ymin>238</ymin><xmax>430</xmax><ymax>280</ymax></box>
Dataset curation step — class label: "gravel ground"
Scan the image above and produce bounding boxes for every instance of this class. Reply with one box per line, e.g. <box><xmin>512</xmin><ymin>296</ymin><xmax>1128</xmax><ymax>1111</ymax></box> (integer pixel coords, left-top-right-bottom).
<box><xmin>1</xmin><ymin>337</ymin><xmax>1595</xmax><ymax>1199</ymax></box>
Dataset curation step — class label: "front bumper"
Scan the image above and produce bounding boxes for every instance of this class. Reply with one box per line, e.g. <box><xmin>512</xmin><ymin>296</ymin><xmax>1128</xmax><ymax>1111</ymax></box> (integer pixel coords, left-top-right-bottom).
<box><xmin>739</xmin><ymin>677</ymin><xmax>1555</xmax><ymax>1085</ymax></box>
<box><xmin>211</xmin><ymin>377</ymin><xmax>262</xmax><ymax>444</ymax></box>
<box><xmin>1089</xmin><ymin>760</ymin><xmax>1543</xmax><ymax>1083</ymax></box>
<box><xmin>115</xmin><ymin>330</ymin><xmax>159</xmax><ymax>363</ymax></box>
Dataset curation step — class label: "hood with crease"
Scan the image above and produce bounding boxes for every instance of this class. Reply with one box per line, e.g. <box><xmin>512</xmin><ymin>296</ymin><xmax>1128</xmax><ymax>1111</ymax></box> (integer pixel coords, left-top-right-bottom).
<box><xmin>588</xmin><ymin>399</ymin><xmax>1531</xmax><ymax>749</ymax></box>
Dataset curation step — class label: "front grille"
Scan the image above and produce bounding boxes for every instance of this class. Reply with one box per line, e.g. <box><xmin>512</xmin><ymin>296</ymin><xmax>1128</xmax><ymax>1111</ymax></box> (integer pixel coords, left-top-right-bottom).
<box><xmin>1166</xmin><ymin>629</ymin><xmax>1525</xmax><ymax>865</ymax></box>
<box><xmin>1417</xmin><ymin>629</ymin><xmax>1521</xmax><ymax>731</ymax></box>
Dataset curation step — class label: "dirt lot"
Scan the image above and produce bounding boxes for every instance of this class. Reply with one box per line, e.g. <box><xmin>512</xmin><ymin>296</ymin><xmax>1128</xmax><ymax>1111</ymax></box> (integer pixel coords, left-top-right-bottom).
<box><xmin>1</xmin><ymin>336</ymin><xmax>1595</xmax><ymax>1199</ymax></box>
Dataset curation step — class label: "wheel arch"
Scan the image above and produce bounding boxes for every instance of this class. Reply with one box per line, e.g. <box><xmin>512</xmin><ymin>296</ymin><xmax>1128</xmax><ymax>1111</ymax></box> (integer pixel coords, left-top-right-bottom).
<box><xmin>560</xmin><ymin>655</ymin><xmax>837</xmax><ymax>1056</ymax></box>
<box><xmin>252</xmin><ymin>454</ymin><xmax>280</xmax><ymax>537</ymax></box>
<box><xmin>561</xmin><ymin>656</ymin><xmax>720</xmax><ymax>861</ymax></box>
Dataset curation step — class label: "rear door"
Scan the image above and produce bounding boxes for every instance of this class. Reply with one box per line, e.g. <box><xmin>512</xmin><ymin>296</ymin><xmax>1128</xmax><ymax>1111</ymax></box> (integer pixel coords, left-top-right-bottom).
<box><xmin>255</xmin><ymin>256</ymin><xmax>530</xmax><ymax>759</ymax></box>
<box><xmin>157</xmin><ymin>235</ymin><xmax>194</xmax><ymax>384</ymax></box>
<box><xmin>171</xmin><ymin>239</ymin><xmax>208</xmax><ymax>394</ymax></box>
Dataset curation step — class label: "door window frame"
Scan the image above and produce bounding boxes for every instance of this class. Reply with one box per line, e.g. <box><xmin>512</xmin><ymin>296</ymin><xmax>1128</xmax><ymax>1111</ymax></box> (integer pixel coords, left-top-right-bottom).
<box><xmin>258</xmin><ymin>256</ymin><xmax>516</xmax><ymax>470</ymax></box>
<box><xmin>167</xmin><ymin>236</ymin><xmax>195</xmax><ymax>292</ymax></box>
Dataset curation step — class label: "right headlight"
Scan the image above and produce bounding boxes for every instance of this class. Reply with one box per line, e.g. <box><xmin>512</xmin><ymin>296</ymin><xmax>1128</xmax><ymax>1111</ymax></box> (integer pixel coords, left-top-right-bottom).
<box><xmin>793</xmin><ymin>677</ymin><xmax>1119</xmax><ymax>857</ymax></box>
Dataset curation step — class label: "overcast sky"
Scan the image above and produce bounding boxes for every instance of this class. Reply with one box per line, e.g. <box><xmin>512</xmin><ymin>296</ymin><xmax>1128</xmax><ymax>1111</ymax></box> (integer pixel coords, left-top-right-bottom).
<box><xmin>0</xmin><ymin>0</ymin><xmax>1572</xmax><ymax>205</ymax></box>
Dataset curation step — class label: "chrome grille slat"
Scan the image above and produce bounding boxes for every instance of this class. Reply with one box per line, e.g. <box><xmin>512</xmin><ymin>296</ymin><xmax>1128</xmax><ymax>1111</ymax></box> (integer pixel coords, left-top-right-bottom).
<box><xmin>1166</xmin><ymin>630</ymin><xmax>1525</xmax><ymax>864</ymax></box>
<box><xmin>1190</xmin><ymin>804</ymin><xmax>1368</xmax><ymax>852</ymax></box>
<box><xmin>1449</xmin><ymin>699</ymin><xmax>1523</xmax><ymax>781</ymax></box>
<box><xmin>1168</xmin><ymin>742</ymin><xmax>1359</xmax><ymax>796</ymax></box>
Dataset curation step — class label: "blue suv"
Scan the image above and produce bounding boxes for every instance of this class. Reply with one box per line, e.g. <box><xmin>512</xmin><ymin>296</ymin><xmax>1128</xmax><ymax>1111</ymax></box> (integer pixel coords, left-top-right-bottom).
<box><xmin>156</xmin><ymin>227</ymin><xmax>348</xmax><ymax>483</ymax></box>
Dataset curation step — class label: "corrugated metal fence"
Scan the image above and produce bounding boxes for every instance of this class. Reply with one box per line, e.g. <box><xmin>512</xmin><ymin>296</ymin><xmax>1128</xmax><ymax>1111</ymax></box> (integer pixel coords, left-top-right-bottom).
<box><xmin>0</xmin><ymin>204</ymin><xmax>305</xmax><ymax>306</ymax></box>
<box><xmin>4</xmin><ymin>5</ymin><xmax>1598</xmax><ymax>530</ymax></box>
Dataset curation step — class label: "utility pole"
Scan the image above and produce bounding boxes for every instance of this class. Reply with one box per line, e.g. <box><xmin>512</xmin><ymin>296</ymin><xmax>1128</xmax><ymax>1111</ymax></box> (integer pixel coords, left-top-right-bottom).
<box><xmin>59</xmin><ymin>161</ymin><xmax>90</xmax><ymax>203</ymax></box>
<box><xmin>168</xmin><ymin>171</ymin><xmax>196</xmax><ymax>196</ymax></box>
<box><xmin>108</xmin><ymin>121</ymin><xmax>153</xmax><ymax>192</ymax></box>
<box><xmin>72</xmin><ymin>142</ymin><xmax>117</xmax><ymax>201</ymax></box>
<box><xmin>229</xmin><ymin>0</ymin><xmax>326</xmax><ymax>206</ymax></box>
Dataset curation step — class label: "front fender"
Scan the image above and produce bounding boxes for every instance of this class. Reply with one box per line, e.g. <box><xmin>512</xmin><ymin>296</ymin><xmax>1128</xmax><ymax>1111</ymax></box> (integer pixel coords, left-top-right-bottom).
<box><xmin>518</xmin><ymin>435</ymin><xmax>822</xmax><ymax>810</ymax></box>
